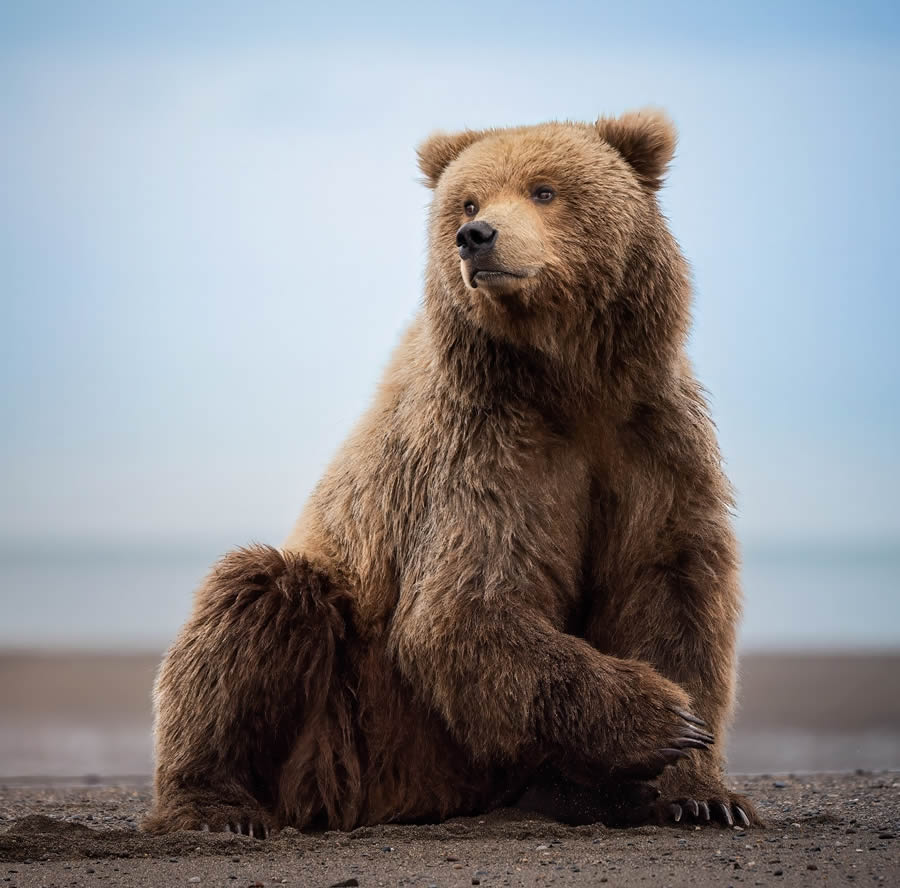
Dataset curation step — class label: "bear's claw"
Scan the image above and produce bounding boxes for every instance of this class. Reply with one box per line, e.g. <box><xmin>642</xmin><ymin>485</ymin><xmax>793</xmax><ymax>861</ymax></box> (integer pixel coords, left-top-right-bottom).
<box><xmin>662</xmin><ymin>797</ymin><xmax>752</xmax><ymax>827</ymax></box>
<box><xmin>669</xmin><ymin>706</ymin><xmax>707</xmax><ymax>727</ymax></box>
<box><xmin>214</xmin><ymin>819</ymin><xmax>270</xmax><ymax>838</ymax></box>
<box><xmin>614</xmin><ymin>710</ymin><xmax>715</xmax><ymax>783</ymax></box>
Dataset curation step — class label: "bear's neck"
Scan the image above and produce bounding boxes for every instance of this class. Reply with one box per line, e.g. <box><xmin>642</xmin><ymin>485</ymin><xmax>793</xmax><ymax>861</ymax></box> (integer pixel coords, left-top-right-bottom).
<box><xmin>426</xmin><ymin>300</ymin><xmax>573</xmax><ymax>417</ymax></box>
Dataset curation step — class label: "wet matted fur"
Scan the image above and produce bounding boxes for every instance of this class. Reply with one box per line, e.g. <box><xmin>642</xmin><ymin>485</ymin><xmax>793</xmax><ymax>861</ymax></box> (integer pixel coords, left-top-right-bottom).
<box><xmin>145</xmin><ymin>109</ymin><xmax>759</xmax><ymax>835</ymax></box>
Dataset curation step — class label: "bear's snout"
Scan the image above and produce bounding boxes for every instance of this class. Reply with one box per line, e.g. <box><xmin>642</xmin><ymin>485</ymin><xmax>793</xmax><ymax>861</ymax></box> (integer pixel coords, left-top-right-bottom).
<box><xmin>456</xmin><ymin>221</ymin><xmax>497</xmax><ymax>260</ymax></box>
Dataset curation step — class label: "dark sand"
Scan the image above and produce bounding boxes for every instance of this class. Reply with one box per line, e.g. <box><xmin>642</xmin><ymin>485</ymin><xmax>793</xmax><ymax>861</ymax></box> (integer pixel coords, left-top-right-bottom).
<box><xmin>1</xmin><ymin>773</ymin><xmax>899</xmax><ymax>886</ymax></box>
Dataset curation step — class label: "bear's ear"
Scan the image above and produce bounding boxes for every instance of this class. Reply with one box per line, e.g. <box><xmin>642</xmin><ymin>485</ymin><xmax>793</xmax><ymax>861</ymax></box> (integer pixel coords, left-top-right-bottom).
<box><xmin>595</xmin><ymin>109</ymin><xmax>677</xmax><ymax>191</ymax></box>
<box><xmin>417</xmin><ymin>129</ymin><xmax>486</xmax><ymax>188</ymax></box>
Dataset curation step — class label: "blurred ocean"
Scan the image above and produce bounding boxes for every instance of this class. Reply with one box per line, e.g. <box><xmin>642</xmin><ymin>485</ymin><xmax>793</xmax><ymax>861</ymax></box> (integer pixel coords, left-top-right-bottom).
<box><xmin>0</xmin><ymin>541</ymin><xmax>897</xmax><ymax>651</ymax></box>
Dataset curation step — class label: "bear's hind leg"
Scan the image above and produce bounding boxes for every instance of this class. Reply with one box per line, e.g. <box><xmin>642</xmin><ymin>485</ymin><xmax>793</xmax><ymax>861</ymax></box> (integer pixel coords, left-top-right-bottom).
<box><xmin>143</xmin><ymin>545</ymin><xmax>357</xmax><ymax>836</ymax></box>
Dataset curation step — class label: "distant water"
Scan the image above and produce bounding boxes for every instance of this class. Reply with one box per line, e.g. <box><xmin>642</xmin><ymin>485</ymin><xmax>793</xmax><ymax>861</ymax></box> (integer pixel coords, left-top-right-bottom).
<box><xmin>0</xmin><ymin>542</ymin><xmax>898</xmax><ymax>650</ymax></box>
<box><xmin>739</xmin><ymin>544</ymin><xmax>900</xmax><ymax>649</ymax></box>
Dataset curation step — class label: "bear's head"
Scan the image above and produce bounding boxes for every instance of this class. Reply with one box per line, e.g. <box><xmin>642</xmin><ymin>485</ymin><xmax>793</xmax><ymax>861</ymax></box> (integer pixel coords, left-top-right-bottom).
<box><xmin>418</xmin><ymin>110</ymin><xmax>689</xmax><ymax>379</ymax></box>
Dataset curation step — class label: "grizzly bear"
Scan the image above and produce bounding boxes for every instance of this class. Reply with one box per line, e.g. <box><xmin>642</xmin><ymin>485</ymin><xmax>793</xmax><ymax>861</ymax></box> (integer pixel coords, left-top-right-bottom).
<box><xmin>144</xmin><ymin>109</ymin><xmax>758</xmax><ymax>837</ymax></box>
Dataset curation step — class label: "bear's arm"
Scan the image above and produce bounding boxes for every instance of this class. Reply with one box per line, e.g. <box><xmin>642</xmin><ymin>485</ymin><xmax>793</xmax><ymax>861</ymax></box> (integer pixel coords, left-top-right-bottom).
<box><xmin>386</xmin><ymin>502</ymin><xmax>701</xmax><ymax>778</ymax></box>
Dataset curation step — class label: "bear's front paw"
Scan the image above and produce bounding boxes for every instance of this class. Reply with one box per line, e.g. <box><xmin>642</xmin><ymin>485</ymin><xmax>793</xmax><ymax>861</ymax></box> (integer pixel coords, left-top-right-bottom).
<box><xmin>656</xmin><ymin>788</ymin><xmax>759</xmax><ymax>828</ymax></box>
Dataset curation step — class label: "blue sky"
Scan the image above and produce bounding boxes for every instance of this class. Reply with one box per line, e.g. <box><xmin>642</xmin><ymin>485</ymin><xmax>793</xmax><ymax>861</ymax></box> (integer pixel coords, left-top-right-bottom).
<box><xmin>3</xmin><ymin>2</ymin><xmax>899</xmax><ymax>49</ymax></box>
<box><xmin>2</xmin><ymin>1</ymin><xmax>899</xmax><ymax>550</ymax></box>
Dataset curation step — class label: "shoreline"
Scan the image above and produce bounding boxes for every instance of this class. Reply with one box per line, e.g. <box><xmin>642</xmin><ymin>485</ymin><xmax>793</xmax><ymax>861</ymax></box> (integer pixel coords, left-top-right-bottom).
<box><xmin>3</xmin><ymin>651</ymin><xmax>899</xmax><ymax>777</ymax></box>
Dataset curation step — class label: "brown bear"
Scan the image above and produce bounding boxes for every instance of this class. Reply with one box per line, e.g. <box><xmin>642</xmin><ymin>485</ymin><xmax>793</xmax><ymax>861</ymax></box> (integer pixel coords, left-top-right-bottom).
<box><xmin>144</xmin><ymin>109</ymin><xmax>758</xmax><ymax>837</ymax></box>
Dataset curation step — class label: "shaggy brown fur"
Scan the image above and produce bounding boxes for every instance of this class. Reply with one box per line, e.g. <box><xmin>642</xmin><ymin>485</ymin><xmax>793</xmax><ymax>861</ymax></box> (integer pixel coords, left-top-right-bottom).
<box><xmin>144</xmin><ymin>109</ymin><xmax>758</xmax><ymax>836</ymax></box>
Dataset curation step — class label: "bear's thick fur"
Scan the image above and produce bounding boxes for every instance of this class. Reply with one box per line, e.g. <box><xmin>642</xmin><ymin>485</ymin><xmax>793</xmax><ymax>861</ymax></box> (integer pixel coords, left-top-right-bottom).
<box><xmin>144</xmin><ymin>110</ymin><xmax>758</xmax><ymax>835</ymax></box>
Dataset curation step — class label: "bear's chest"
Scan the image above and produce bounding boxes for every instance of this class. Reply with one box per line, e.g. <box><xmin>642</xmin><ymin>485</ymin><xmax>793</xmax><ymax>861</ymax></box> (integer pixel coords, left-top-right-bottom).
<box><xmin>581</xmin><ymin>421</ymin><xmax>678</xmax><ymax>586</ymax></box>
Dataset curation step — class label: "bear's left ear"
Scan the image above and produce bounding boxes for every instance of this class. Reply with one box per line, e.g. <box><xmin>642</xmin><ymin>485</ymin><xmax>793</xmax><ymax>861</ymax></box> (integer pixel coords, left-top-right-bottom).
<box><xmin>417</xmin><ymin>129</ymin><xmax>487</xmax><ymax>188</ymax></box>
<box><xmin>595</xmin><ymin>109</ymin><xmax>677</xmax><ymax>191</ymax></box>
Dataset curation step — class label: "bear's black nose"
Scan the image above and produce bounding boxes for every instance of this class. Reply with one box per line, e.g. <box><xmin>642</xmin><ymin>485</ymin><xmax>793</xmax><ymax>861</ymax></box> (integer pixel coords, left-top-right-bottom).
<box><xmin>456</xmin><ymin>221</ymin><xmax>497</xmax><ymax>259</ymax></box>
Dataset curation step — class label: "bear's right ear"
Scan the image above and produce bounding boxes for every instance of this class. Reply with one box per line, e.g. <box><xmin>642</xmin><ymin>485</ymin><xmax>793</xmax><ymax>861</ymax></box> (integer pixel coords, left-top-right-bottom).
<box><xmin>417</xmin><ymin>129</ymin><xmax>486</xmax><ymax>188</ymax></box>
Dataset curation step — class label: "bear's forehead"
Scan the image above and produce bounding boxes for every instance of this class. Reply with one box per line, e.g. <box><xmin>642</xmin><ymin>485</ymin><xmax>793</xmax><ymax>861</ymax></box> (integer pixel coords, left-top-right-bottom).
<box><xmin>444</xmin><ymin>124</ymin><xmax>617</xmax><ymax>191</ymax></box>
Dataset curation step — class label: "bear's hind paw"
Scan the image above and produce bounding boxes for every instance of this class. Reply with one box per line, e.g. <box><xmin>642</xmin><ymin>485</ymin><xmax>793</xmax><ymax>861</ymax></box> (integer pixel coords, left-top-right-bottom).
<box><xmin>143</xmin><ymin>801</ymin><xmax>276</xmax><ymax>839</ymax></box>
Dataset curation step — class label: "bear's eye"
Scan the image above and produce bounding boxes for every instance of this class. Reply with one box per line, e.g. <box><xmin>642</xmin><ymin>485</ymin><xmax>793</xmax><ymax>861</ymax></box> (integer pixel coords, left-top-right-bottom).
<box><xmin>463</xmin><ymin>201</ymin><xmax>478</xmax><ymax>217</ymax></box>
<box><xmin>532</xmin><ymin>185</ymin><xmax>556</xmax><ymax>203</ymax></box>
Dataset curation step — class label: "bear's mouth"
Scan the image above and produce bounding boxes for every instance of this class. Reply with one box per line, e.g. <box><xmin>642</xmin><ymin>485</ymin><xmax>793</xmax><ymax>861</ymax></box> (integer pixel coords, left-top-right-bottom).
<box><xmin>460</xmin><ymin>257</ymin><xmax>539</xmax><ymax>292</ymax></box>
<box><xmin>463</xmin><ymin>262</ymin><xmax>537</xmax><ymax>290</ymax></box>
<box><xmin>471</xmin><ymin>269</ymin><xmax>526</xmax><ymax>288</ymax></box>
